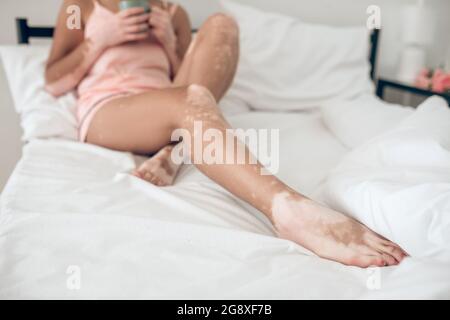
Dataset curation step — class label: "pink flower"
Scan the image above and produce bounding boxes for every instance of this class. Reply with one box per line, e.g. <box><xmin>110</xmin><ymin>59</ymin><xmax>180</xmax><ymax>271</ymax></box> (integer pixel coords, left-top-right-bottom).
<box><xmin>431</xmin><ymin>69</ymin><xmax>450</xmax><ymax>93</ymax></box>
<box><xmin>419</xmin><ymin>68</ymin><xmax>431</xmax><ymax>78</ymax></box>
<box><xmin>441</xmin><ymin>75</ymin><xmax>450</xmax><ymax>92</ymax></box>
<box><xmin>414</xmin><ymin>68</ymin><xmax>450</xmax><ymax>93</ymax></box>
<box><xmin>434</xmin><ymin>69</ymin><xmax>445</xmax><ymax>77</ymax></box>
<box><xmin>415</xmin><ymin>74</ymin><xmax>431</xmax><ymax>89</ymax></box>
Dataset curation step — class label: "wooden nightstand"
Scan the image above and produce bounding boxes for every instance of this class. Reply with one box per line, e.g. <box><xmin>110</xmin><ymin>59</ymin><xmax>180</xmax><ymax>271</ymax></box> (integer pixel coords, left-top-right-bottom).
<box><xmin>376</xmin><ymin>78</ymin><xmax>450</xmax><ymax>106</ymax></box>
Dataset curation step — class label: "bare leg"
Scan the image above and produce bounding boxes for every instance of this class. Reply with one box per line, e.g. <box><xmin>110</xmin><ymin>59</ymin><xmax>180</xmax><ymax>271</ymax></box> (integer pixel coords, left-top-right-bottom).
<box><xmin>87</xmin><ymin>83</ymin><xmax>407</xmax><ymax>267</ymax></box>
<box><xmin>86</xmin><ymin>16</ymin><xmax>407</xmax><ymax>267</ymax></box>
<box><xmin>134</xmin><ymin>13</ymin><xmax>239</xmax><ymax>185</ymax></box>
<box><xmin>173</xmin><ymin>13</ymin><xmax>240</xmax><ymax>101</ymax></box>
<box><xmin>132</xmin><ymin>144</ymin><xmax>178</xmax><ymax>186</ymax></box>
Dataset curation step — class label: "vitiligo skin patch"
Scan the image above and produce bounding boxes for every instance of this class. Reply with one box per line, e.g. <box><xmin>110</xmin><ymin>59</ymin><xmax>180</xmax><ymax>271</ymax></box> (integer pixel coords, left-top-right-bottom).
<box><xmin>271</xmin><ymin>192</ymin><xmax>407</xmax><ymax>268</ymax></box>
<box><xmin>133</xmin><ymin>144</ymin><xmax>180</xmax><ymax>186</ymax></box>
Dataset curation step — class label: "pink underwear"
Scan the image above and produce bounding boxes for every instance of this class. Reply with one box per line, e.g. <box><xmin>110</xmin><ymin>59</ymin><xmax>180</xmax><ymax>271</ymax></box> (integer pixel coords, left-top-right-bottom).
<box><xmin>78</xmin><ymin>93</ymin><xmax>130</xmax><ymax>142</ymax></box>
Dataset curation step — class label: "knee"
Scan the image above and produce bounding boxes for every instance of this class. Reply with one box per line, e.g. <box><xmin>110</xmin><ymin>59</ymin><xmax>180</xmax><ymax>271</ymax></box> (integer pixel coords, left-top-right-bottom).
<box><xmin>186</xmin><ymin>84</ymin><xmax>216</xmax><ymax>110</ymax></box>
<box><xmin>206</xmin><ymin>13</ymin><xmax>239</xmax><ymax>30</ymax></box>
<box><xmin>179</xmin><ymin>85</ymin><xmax>219</xmax><ymax>128</ymax></box>
<box><xmin>200</xmin><ymin>13</ymin><xmax>239</xmax><ymax>42</ymax></box>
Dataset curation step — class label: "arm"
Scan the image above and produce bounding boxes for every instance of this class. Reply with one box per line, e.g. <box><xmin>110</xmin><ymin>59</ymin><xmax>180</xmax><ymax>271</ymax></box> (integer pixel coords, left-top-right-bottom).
<box><xmin>150</xmin><ymin>3</ymin><xmax>192</xmax><ymax>78</ymax></box>
<box><xmin>45</xmin><ymin>0</ymin><xmax>93</xmax><ymax>97</ymax></box>
<box><xmin>45</xmin><ymin>41</ymin><xmax>105</xmax><ymax>97</ymax></box>
<box><xmin>45</xmin><ymin>0</ymin><xmax>150</xmax><ymax>97</ymax></box>
<box><xmin>170</xmin><ymin>5</ymin><xmax>192</xmax><ymax>76</ymax></box>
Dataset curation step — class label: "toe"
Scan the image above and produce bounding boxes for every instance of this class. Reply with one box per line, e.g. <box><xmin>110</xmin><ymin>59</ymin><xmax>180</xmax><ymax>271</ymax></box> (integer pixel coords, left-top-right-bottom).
<box><xmin>368</xmin><ymin>236</ymin><xmax>406</xmax><ymax>263</ymax></box>
<box><xmin>381</xmin><ymin>253</ymin><xmax>397</xmax><ymax>266</ymax></box>
<box><xmin>380</xmin><ymin>239</ymin><xmax>407</xmax><ymax>256</ymax></box>
<box><xmin>400</xmin><ymin>248</ymin><xmax>410</xmax><ymax>257</ymax></box>
<box><xmin>131</xmin><ymin>169</ymin><xmax>143</xmax><ymax>178</ymax></box>
<box><xmin>380</xmin><ymin>245</ymin><xmax>405</xmax><ymax>263</ymax></box>
<box><xmin>353</xmin><ymin>255</ymin><xmax>385</xmax><ymax>268</ymax></box>
<box><xmin>143</xmin><ymin>172</ymin><xmax>156</xmax><ymax>184</ymax></box>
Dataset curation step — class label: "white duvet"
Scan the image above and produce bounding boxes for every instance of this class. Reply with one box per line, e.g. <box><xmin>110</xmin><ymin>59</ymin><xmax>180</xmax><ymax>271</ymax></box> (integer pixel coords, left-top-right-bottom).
<box><xmin>319</xmin><ymin>97</ymin><xmax>450</xmax><ymax>262</ymax></box>
<box><xmin>2</xmin><ymin>0</ymin><xmax>449</xmax><ymax>299</ymax></box>
<box><xmin>1</xmin><ymin>99</ymin><xmax>450</xmax><ymax>299</ymax></box>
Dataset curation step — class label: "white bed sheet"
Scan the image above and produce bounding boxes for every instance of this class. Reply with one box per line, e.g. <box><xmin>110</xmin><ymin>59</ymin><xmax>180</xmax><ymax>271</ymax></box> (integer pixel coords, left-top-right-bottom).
<box><xmin>1</xmin><ymin>110</ymin><xmax>449</xmax><ymax>299</ymax></box>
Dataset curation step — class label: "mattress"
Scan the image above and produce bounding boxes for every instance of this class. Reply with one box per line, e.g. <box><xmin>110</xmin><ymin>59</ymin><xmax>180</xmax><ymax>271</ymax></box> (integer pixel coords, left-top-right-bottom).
<box><xmin>1</xmin><ymin>110</ymin><xmax>449</xmax><ymax>299</ymax></box>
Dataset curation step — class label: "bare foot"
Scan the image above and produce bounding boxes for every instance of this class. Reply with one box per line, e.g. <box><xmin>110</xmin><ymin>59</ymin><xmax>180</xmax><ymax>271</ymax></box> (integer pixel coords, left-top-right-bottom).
<box><xmin>132</xmin><ymin>145</ymin><xmax>180</xmax><ymax>187</ymax></box>
<box><xmin>272</xmin><ymin>193</ymin><xmax>408</xmax><ymax>268</ymax></box>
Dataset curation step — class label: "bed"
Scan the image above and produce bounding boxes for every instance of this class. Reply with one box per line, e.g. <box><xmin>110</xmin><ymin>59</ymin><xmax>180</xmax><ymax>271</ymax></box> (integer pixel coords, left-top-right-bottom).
<box><xmin>1</xmin><ymin>1</ymin><xmax>449</xmax><ymax>299</ymax></box>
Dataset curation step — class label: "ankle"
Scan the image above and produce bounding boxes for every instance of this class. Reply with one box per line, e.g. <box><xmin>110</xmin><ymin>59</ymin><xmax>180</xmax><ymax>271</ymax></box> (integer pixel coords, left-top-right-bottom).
<box><xmin>270</xmin><ymin>192</ymin><xmax>309</xmax><ymax>228</ymax></box>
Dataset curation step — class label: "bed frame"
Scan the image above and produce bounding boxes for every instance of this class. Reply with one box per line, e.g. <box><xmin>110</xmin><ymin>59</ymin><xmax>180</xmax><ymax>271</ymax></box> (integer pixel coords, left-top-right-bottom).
<box><xmin>15</xmin><ymin>17</ymin><xmax>381</xmax><ymax>81</ymax></box>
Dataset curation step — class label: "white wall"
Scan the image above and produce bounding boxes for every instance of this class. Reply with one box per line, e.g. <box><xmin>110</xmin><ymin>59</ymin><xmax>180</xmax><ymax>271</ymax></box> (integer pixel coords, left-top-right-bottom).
<box><xmin>0</xmin><ymin>63</ymin><xmax>22</xmax><ymax>192</ymax></box>
<box><xmin>1</xmin><ymin>0</ymin><xmax>449</xmax><ymax>75</ymax></box>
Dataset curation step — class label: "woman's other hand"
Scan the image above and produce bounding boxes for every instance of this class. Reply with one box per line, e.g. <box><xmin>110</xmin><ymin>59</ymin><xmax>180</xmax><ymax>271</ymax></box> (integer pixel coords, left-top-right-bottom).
<box><xmin>86</xmin><ymin>7</ymin><xmax>150</xmax><ymax>51</ymax></box>
<box><xmin>149</xmin><ymin>4</ymin><xmax>178</xmax><ymax>52</ymax></box>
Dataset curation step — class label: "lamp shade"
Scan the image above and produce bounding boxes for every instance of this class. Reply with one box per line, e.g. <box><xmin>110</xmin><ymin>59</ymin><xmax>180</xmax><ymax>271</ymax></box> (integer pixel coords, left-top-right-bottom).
<box><xmin>397</xmin><ymin>47</ymin><xmax>426</xmax><ymax>83</ymax></box>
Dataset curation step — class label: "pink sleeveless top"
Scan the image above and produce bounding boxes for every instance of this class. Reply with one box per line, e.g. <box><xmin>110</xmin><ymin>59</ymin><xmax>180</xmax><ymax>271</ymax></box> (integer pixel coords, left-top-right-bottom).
<box><xmin>77</xmin><ymin>0</ymin><xmax>172</xmax><ymax>141</ymax></box>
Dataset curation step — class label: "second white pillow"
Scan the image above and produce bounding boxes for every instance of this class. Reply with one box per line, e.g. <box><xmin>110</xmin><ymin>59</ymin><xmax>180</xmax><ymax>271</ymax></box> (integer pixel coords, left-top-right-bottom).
<box><xmin>0</xmin><ymin>45</ymin><xmax>78</xmax><ymax>141</ymax></box>
<box><xmin>221</xmin><ymin>0</ymin><xmax>374</xmax><ymax>111</ymax></box>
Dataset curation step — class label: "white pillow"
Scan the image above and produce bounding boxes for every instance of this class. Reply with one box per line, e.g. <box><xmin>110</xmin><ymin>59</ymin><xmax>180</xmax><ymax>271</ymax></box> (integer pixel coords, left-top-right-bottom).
<box><xmin>319</xmin><ymin>96</ymin><xmax>450</xmax><ymax>261</ymax></box>
<box><xmin>321</xmin><ymin>94</ymin><xmax>414</xmax><ymax>149</ymax></box>
<box><xmin>0</xmin><ymin>45</ymin><xmax>78</xmax><ymax>141</ymax></box>
<box><xmin>220</xmin><ymin>0</ymin><xmax>374</xmax><ymax>111</ymax></box>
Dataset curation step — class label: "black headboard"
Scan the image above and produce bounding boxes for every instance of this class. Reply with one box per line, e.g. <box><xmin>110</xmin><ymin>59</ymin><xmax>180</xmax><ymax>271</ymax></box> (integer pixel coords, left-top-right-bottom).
<box><xmin>16</xmin><ymin>18</ymin><xmax>54</xmax><ymax>44</ymax></box>
<box><xmin>369</xmin><ymin>28</ymin><xmax>380</xmax><ymax>80</ymax></box>
<box><xmin>16</xmin><ymin>17</ymin><xmax>381</xmax><ymax>80</ymax></box>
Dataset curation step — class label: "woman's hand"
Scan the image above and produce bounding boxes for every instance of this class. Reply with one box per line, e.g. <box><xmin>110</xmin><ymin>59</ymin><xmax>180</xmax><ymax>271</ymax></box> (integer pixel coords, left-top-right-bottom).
<box><xmin>86</xmin><ymin>7</ymin><xmax>150</xmax><ymax>51</ymax></box>
<box><xmin>149</xmin><ymin>5</ymin><xmax>178</xmax><ymax>53</ymax></box>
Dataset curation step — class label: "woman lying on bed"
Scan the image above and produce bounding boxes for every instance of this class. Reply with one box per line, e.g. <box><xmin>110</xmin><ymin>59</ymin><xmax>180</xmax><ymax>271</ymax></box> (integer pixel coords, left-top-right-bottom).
<box><xmin>44</xmin><ymin>0</ymin><xmax>407</xmax><ymax>267</ymax></box>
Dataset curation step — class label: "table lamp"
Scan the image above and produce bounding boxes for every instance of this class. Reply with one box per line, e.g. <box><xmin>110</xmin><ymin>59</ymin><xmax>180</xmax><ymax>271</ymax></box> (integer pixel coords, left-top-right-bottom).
<box><xmin>397</xmin><ymin>0</ymin><xmax>434</xmax><ymax>83</ymax></box>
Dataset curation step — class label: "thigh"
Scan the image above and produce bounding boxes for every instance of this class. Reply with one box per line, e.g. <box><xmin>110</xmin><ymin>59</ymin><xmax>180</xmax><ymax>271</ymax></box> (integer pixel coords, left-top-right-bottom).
<box><xmin>173</xmin><ymin>15</ymin><xmax>239</xmax><ymax>102</ymax></box>
<box><xmin>86</xmin><ymin>87</ymin><xmax>186</xmax><ymax>155</ymax></box>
